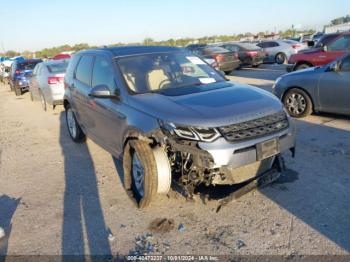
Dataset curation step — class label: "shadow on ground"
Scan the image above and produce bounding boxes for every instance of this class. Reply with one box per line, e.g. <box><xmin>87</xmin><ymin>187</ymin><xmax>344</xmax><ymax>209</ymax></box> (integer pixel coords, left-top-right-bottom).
<box><xmin>59</xmin><ymin>112</ymin><xmax>112</xmax><ymax>258</ymax></box>
<box><xmin>0</xmin><ymin>195</ymin><xmax>20</xmax><ymax>256</ymax></box>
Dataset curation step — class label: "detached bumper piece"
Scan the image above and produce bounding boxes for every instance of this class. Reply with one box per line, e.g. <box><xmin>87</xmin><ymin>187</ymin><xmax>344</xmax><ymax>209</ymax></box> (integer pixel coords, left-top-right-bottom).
<box><xmin>216</xmin><ymin>155</ymin><xmax>284</xmax><ymax>213</ymax></box>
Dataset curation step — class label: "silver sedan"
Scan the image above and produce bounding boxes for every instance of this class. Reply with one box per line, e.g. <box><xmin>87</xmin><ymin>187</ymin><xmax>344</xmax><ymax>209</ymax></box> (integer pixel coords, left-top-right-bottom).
<box><xmin>256</xmin><ymin>40</ymin><xmax>297</xmax><ymax>64</ymax></box>
<box><xmin>29</xmin><ymin>60</ymin><xmax>69</xmax><ymax>111</ymax></box>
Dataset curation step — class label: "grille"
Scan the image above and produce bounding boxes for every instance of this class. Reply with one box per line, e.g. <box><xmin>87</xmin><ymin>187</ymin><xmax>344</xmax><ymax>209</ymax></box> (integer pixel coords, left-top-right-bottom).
<box><xmin>218</xmin><ymin>111</ymin><xmax>289</xmax><ymax>142</ymax></box>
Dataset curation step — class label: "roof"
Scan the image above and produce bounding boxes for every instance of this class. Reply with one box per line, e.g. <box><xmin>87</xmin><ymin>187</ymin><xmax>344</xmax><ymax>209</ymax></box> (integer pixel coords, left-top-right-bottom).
<box><xmin>80</xmin><ymin>46</ymin><xmax>185</xmax><ymax>57</ymax></box>
<box><xmin>16</xmin><ymin>59</ymin><xmax>43</xmax><ymax>64</ymax></box>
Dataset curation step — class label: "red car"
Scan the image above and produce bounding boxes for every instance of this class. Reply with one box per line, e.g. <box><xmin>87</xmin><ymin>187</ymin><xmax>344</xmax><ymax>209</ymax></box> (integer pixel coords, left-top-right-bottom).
<box><xmin>287</xmin><ymin>32</ymin><xmax>350</xmax><ymax>71</ymax></box>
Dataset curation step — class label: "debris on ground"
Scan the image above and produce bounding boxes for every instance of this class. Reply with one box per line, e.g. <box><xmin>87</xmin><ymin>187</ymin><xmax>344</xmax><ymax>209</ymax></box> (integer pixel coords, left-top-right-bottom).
<box><xmin>108</xmin><ymin>232</ymin><xmax>116</xmax><ymax>242</ymax></box>
<box><xmin>129</xmin><ymin>233</ymin><xmax>159</xmax><ymax>256</ymax></box>
<box><xmin>0</xmin><ymin>227</ymin><xmax>5</xmax><ymax>239</ymax></box>
<box><xmin>178</xmin><ymin>223</ymin><xmax>185</xmax><ymax>232</ymax></box>
<box><xmin>236</xmin><ymin>239</ymin><xmax>246</xmax><ymax>249</ymax></box>
<box><xmin>148</xmin><ymin>218</ymin><xmax>175</xmax><ymax>233</ymax></box>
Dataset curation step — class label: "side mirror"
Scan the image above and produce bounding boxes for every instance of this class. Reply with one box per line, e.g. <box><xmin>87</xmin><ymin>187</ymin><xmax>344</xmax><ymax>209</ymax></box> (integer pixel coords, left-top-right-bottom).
<box><xmin>307</xmin><ymin>40</ymin><xmax>314</xmax><ymax>47</ymax></box>
<box><xmin>328</xmin><ymin>61</ymin><xmax>340</xmax><ymax>72</ymax></box>
<box><xmin>89</xmin><ymin>84</ymin><xmax>118</xmax><ymax>98</ymax></box>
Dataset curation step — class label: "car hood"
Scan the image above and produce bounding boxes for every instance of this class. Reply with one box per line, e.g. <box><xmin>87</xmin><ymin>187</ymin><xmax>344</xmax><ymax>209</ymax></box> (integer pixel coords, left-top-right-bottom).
<box><xmin>284</xmin><ymin>65</ymin><xmax>326</xmax><ymax>77</ymax></box>
<box><xmin>127</xmin><ymin>82</ymin><xmax>283</xmax><ymax>127</ymax></box>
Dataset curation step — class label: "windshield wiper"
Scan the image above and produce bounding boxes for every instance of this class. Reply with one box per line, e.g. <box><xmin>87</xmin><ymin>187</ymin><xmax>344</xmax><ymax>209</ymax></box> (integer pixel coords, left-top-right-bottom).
<box><xmin>174</xmin><ymin>81</ymin><xmax>202</xmax><ymax>89</ymax></box>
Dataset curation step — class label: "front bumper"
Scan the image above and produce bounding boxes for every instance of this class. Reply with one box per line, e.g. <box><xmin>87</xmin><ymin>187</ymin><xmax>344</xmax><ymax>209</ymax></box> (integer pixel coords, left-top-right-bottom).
<box><xmin>197</xmin><ymin>123</ymin><xmax>295</xmax><ymax>169</ymax></box>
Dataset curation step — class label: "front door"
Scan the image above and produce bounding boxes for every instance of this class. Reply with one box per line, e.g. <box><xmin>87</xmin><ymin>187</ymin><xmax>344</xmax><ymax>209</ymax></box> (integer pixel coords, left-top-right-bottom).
<box><xmin>87</xmin><ymin>55</ymin><xmax>126</xmax><ymax>155</ymax></box>
<box><xmin>318</xmin><ymin>55</ymin><xmax>350</xmax><ymax>115</ymax></box>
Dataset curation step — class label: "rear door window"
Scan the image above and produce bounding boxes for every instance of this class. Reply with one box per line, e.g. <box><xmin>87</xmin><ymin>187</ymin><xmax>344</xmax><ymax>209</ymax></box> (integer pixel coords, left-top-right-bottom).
<box><xmin>91</xmin><ymin>56</ymin><xmax>115</xmax><ymax>91</ymax></box>
<box><xmin>75</xmin><ymin>55</ymin><xmax>94</xmax><ymax>85</ymax></box>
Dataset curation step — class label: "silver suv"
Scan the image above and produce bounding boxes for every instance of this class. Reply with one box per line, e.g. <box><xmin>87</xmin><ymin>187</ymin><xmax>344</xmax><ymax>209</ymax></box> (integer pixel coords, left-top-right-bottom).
<box><xmin>63</xmin><ymin>46</ymin><xmax>296</xmax><ymax>208</ymax></box>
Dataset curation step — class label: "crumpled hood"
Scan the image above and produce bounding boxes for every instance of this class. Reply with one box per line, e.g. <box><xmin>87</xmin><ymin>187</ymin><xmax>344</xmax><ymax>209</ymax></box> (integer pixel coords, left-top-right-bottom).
<box><xmin>127</xmin><ymin>82</ymin><xmax>284</xmax><ymax>127</ymax></box>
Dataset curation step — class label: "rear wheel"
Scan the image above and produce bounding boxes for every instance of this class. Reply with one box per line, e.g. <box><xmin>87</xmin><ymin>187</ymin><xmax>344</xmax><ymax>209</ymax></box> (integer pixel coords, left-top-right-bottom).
<box><xmin>275</xmin><ymin>53</ymin><xmax>286</xmax><ymax>64</ymax></box>
<box><xmin>39</xmin><ymin>90</ymin><xmax>47</xmax><ymax>111</ymax></box>
<box><xmin>295</xmin><ymin>63</ymin><xmax>311</xmax><ymax>71</ymax></box>
<box><xmin>14</xmin><ymin>86</ymin><xmax>22</xmax><ymax>96</ymax></box>
<box><xmin>65</xmin><ymin>104</ymin><xmax>86</xmax><ymax>142</ymax></box>
<box><xmin>30</xmin><ymin>90</ymin><xmax>34</xmax><ymax>101</ymax></box>
<box><xmin>283</xmin><ymin>88</ymin><xmax>313</xmax><ymax>118</ymax></box>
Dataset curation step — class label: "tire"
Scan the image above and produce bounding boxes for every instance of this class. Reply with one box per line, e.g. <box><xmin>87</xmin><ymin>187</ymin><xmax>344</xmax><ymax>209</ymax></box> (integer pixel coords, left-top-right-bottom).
<box><xmin>295</xmin><ymin>63</ymin><xmax>311</xmax><ymax>71</ymax></box>
<box><xmin>65</xmin><ymin>104</ymin><xmax>86</xmax><ymax>143</ymax></box>
<box><xmin>123</xmin><ymin>140</ymin><xmax>159</xmax><ymax>209</ymax></box>
<box><xmin>275</xmin><ymin>53</ymin><xmax>286</xmax><ymax>64</ymax></box>
<box><xmin>14</xmin><ymin>86</ymin><xmax>22</xmax><ymax>96</ymax></box>
<box><xmin>283</xmin><ymin>88</ymin><xmax>313</xmax><ymax>118</ymax></box>
<box><xmin>30</xmin><ymin>90</ymin><xmax>34</xmax><ymax>101</ymax></box>
<box><xmin>252</xmin><ymin>64</ymin><xmax>260</xmax><ymax>68</ymax></box>
<box><xmin>224</xmin><ymin>70</ymin><xmax>232</xmax><ymax>75</ymax></box>
<box><xmin>39</xmin><ymin>90</ymin><xmax>47</xmax><ymax>111</ymax></box>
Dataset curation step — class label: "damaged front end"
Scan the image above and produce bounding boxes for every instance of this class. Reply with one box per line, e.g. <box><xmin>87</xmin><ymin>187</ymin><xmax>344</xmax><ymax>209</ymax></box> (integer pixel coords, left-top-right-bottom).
<box><xmin>146</xmin><ymin>111</ymin><xmax>296</xmax><ymax>197</ymax></box>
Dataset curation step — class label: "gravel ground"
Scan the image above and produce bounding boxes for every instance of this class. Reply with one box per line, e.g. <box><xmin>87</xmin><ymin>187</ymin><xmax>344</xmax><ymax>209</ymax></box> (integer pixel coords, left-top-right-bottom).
<box><xmin>1</xmin><ymin>64</ymin><xmax>350</xmax><ymax>257</ymax></box>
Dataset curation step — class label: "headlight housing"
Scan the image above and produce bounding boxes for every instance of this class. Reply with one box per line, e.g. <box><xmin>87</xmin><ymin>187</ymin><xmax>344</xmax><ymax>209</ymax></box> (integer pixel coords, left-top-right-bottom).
<box><xmin>272</xmin><ymin>77</ymin><xmax>282</xmax><ymax>90</ymax></box>
<box><xmin>159</xmin><ymin>121</ymin><xmax>221</xmax><ymax>142</ymax></box>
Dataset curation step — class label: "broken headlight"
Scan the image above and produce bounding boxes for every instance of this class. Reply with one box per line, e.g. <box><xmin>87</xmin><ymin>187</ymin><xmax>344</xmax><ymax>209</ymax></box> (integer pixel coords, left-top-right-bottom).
<box><xmin>159</xmin><ymin>121</ymin><xmax>221</xmax><ymax>142</ymax></box>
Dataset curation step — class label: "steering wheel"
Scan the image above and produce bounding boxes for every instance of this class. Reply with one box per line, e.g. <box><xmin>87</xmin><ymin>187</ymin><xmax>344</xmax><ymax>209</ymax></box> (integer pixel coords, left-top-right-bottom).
<box><xmin>158</xmin><ymin>79</ymin><xmax>171</xmax><ymax>89</ymax></box>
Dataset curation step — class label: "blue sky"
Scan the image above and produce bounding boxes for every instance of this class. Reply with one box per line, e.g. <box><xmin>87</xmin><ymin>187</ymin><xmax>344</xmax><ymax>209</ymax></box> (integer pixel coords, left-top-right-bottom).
<box><xmin>0</xmin><ymin>0</ymin><xmax>349</xmax><ymax>52</ymax></box>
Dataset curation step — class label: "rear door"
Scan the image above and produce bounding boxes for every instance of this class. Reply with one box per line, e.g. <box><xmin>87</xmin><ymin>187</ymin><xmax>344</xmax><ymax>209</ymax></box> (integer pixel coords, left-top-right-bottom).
<box><xmin>71</xmin><ymin>55</ymin><xmax>95</xmax><ymax>132</ymax></box>
<box><xmin>88</xmin><ymin>55</ymin><xmax>126</xmax><ymax>154</ymax></box>
<box><xmin>318</xmin><ymin>55</ymin><xmax>350</xmax><ymax>115</ymax></box>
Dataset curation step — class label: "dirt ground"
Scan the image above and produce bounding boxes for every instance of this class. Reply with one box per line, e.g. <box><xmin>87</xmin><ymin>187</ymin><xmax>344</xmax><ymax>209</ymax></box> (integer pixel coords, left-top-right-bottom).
<box><xmin>1</xmin><ymin>64</ymin><xmax>350</xmax><ymax>258</ymax></box>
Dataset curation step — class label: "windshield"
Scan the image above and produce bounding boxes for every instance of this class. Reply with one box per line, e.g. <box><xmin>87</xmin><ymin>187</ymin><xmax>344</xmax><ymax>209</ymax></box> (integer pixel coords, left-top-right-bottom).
<box><xmin>117</xmin><ymin>52</ymin><xmax>225</xmax><ymax>94</ymax></box>
<box><xmin>47</xmin><ymin>61</ymin><xmax>68</xmax><ymax>73</ymax></box>
<box><xmin>18</xmin><ymin>61</ymin><xmax>41</xmax><ymax>71</ymax></box>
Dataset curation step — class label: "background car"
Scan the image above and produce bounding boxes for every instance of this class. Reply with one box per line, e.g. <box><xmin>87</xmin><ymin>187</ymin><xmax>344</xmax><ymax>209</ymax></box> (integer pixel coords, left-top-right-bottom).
<box><xmin>187</xmin><ymin>45</ymin><xmax>240</xmax><ymax>74</ymax></box>
<box><xmin>29</xmin><ymin>59</ymin><xmax>69</xmax><ymax>111</ymax></box>
<box><xmin>214</xmin><ymin>42</ymin><xmax>265</xmax><ymax>67</ymax></box>
<box><xmin>256</xmin><ymin>40</ymin><xmax>296</xmax><ymax>64</ymax></box>
<box><xmin>287</xmin><ymin>32</ymin><xmax>350</xmax><ymax>71</ymax></box>
<box><xmin>274</xmin><ymin>54</ymin><xmax>350</xmax><ymax>118</ymax></box>
<box><xmin>9</xmin><ymin>59</ymin><xmax>43</xmax><ymax>95</ymax></box>
<box><xmin>282</xmin><ymin>39</ymin><xmax>308</xmax><ymax>53</ymax></box>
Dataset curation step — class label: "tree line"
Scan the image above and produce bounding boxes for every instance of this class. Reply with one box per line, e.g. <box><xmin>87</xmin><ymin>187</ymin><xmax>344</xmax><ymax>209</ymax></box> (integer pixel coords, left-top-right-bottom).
<box><xmin>5</xmin><ymin>13</ymin><xmax>350</xmax><ymax>59</ymax></box>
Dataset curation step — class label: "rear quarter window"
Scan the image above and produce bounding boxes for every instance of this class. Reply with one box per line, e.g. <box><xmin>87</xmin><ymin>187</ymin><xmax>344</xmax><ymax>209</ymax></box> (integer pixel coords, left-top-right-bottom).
<box><xmin>74</xmin><ymin>55</ymin><xmax>94</xmax><ymax>85</ymax></box>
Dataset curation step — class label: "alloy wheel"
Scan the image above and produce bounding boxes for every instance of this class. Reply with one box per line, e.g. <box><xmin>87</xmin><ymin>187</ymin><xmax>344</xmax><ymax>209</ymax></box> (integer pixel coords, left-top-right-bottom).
<box><xmin>285</xmin><ymin>93</ymin><xmax>307</xmax><ymax>116</ymax></box>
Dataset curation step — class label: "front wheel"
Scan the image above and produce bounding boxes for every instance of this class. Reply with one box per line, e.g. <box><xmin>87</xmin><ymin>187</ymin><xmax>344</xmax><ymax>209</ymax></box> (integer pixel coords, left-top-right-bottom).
<box><xmin>65</xmin><ymin>104</ymin><xmax>86</xmax><ymax>142</ymax></box>
<box><xmin>283</xmin><ymin>88</ymin><xmax>313</xmax><ymax>118</ymax></box>
<box><xmin>123</xmin><ymin>141</ymin><xmax>171</xmax><ymax>208</ymax></box>
<box><xmin>295</xmin><ymin>63</ymin><xmax>311</xmax><ymax>71</ymax></box>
